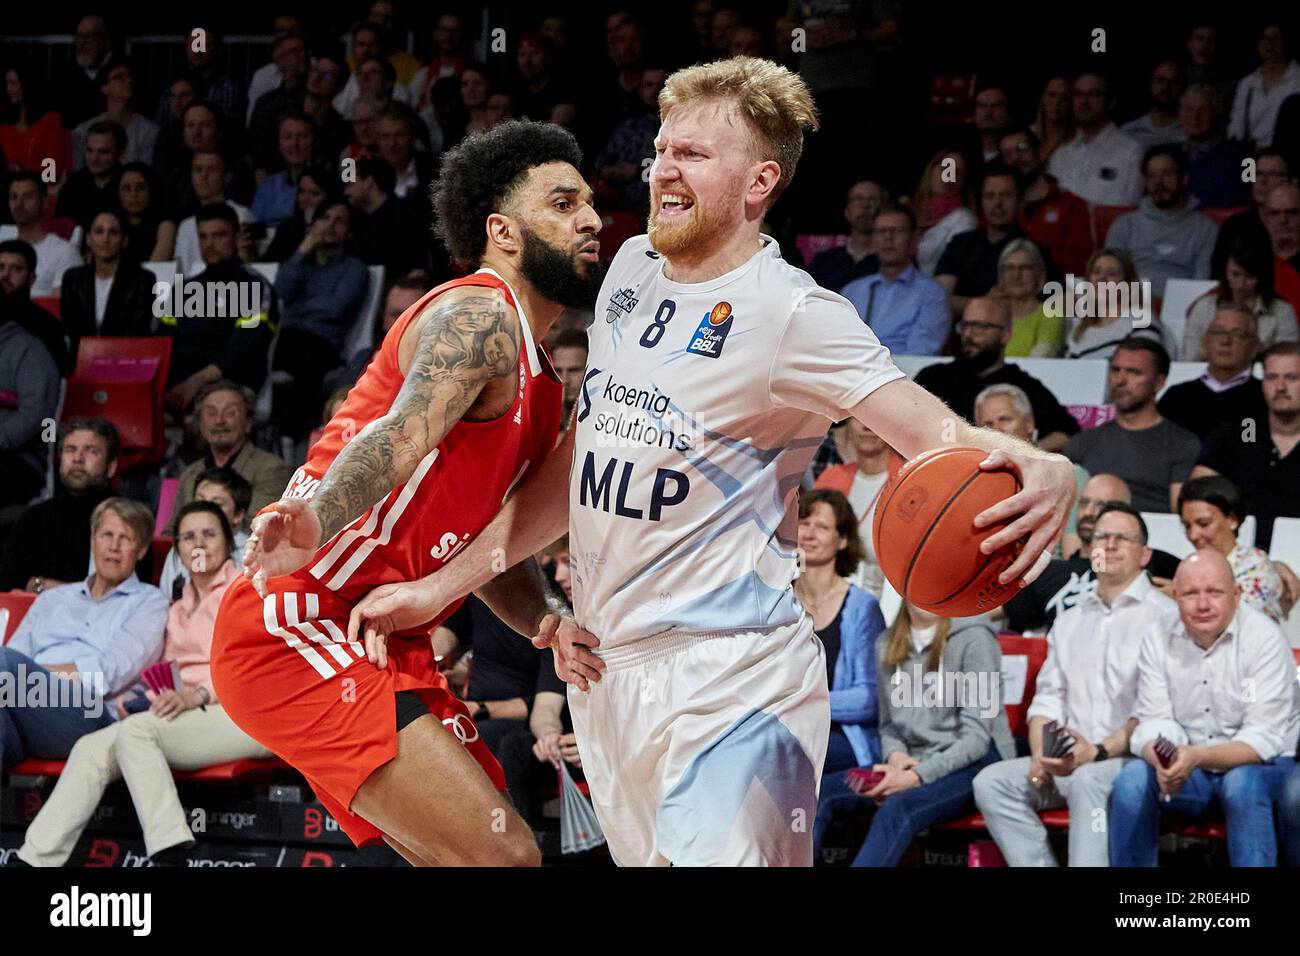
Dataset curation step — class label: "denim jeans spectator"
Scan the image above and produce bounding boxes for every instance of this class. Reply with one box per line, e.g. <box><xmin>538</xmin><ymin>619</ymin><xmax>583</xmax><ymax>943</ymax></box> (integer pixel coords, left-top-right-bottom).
<box><xmin>1108</xmin><ymin>756</ymin><xmax>1297</xmax><ymax>866</ymax></box>
<box><xmin>0</xmin><ymin>647</ymin><xmax>115</xmax><ymax>766</ymax></box>
<box><xmin>1282</xmin><ymin>765</ymin><xmax>1300</xmax><ymax>867</ymax></box>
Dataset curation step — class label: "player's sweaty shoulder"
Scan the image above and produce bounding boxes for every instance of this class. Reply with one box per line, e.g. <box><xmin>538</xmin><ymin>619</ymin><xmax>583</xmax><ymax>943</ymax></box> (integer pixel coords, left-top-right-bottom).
<box><xmin>396</xmin><ymin>282</ymin><xmax>521</xmax><ymax>377</ymax></box>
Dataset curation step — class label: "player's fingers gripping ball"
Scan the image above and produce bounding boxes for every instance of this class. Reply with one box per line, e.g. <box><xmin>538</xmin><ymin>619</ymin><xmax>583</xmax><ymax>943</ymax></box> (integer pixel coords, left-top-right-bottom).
<box><xmin>873</xmin><ymin>446</ymin><xmax>1028</xmax><ymax>616</ymax></box>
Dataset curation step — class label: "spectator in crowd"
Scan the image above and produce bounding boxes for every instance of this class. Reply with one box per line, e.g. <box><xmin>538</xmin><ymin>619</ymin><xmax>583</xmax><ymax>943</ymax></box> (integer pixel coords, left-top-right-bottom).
<box><xmin>592</xmin><ymin>66</ymin><xmax>666</xmax><ymax>216</ymax></box>
<box><xmin>728</xmin><ymin>24</ymin><xmax>766</xmax><ymax>58</ymax></box>
<box><xmin>0</xmin><ymin>63</ymin><xmax>69</xmax><ymax>175</ymax></box>
<box><xmin>1063</xmin><ymin>248</ymin><xmax>1163</xmax><ymax>360</ymax></box>
<box><xmin>0</xmin><ymin>265</ymin><xmax>60</xmax><ymax>510</ymax></box>
<box><xmin>0</xmin><ymin>498</ymin><xmax>167</xmax><ymax>765</ymax></box>
<box><xmin>164</xmin><ymin>101</ymin><xmax>255</xmax><ymax>218</ymax></box>
<box><xmin>333</xmin><ymin>21</ymin><xmax>413</xmax><ymax>121</ymax></box>
<box><xmin>158</xmin><ymin>468</ymin><xmax>250</xmax><ymax>604</ymax></box>
<box><xmin>1004</xmin><ymin>474</ymin><xmax>1182</xmax><ymax>634</ymax></box>
<box><xmin>1048</xmin><ymin>72</ymin><xmax>1144</xmax><ymax>206</ymax></box>
<box><xmin>172</xmin><ymin>152</ymin><xmax>254</xmax><ymax>276</ymax></box>
<box><xmin>1160</xmin><ymin>308</ymin><xmax>1268</xmax><ymax>439</ymax></box>
<box><xmin>840</xmin><ymin>204</ymin><xmax>949</xmax><ymax>356</ymax></box>
<box><xmin>342</xmin><ymin>92</ymin><xmax>384</xmax><ymax>164</ymax></box>
<box><xmin>994</xmin><ymin>239</ymin><xmax>1062</xmax><ymax>357</ymax></box>
<box><xmin>1180</xmin><ymin>85</ymin><xmax>1248</xmax><ymax>208</ymax></box>
<box><xmin>247</xmin><ymin>31</ymin><xmax>311</xmax><ymax>168</ymax></box>
<box><xmin>161</xmin><ymin>205</ymin><xmax>275</xmax><ymax>407</ymax></box>
<box><xmin>1186</xmin><ymin>237</ymin><xmax>1298</xmax><ymax>361</ymax></box>
<box><xmin>1109</xmin><ymin>549</ymin><xmax>1299</xmax><ymax>867</ymax></box>
<box><xmin>57</xmin><ymin>14</ymin><xmax>116</xmax><ymax>128</ymax></box>
<box><xmin>56</xmin><ymin>119</ymin><xmax>125</xmax><ymax>227</ymax></box>
<box><xmin>450</xmin><ymin>64</ymin><xmax>495</xmax><ymax>142</ymax></box>
<box><xmin>976</xmin><ymin>503</ymin><xmax>1178</xmax><ymax>866</ymax></box>
<box><xmin>816</xmin><ymin>601</ymin><xmax>1014</xmax><ymax>867</ymax></box>
<box><xmin>1210</xmin><ymin>149</ymin><xmax>1287</xmax><ymax>278</ymax></box>
<box><xmin>550</xmin><ymin>328</ymin><xmax>588</xmax><ymax>426</ymax></box>
<box><xmin>975</xmin><ymin>380</ymin><xmax>1088</xmax><ymax>497</ymax></box>
<box><xmin>586</xmin><ymin>17</ymin><xmax>648</xmax><ymax>153</ymax></box>
<box><xmin>251</xmin><ymin>113</ymin><xmax>316</xmax><ymax>228</ymax></box>
<box><xmin>14</xmin><ymin>501</ymin><xmax>272</xmax><ymax>868</ymax></box>
<box><xmin>1263</xmin><ymin>180</ymin><xmax>1300</xmax><ymax>317</ymax></box>
<box><xmin>175</xmin><ymin>381</ymin><xmax>291</xmax><ymax>518</ymax></box>
<box><xmin>912</xmin><ymin>149</ymin><xmax>977</xmax><ymax>276</ymax></box>
<box><xmin>1173</xmin><ymin>476</ymin><xmax>1294</xmax><ymax>623</ymax></box>
<box><xmin>8</xmin><ymin>172</ymin><xmax>81</xmax><ymax>299</ymax></box>
<box><xmin>914</xmin><ymin>296</ymin><xmax>1079</xmax><ymax>451</ymax></box>
<box><xmin>511</xmin><ymin>33</ymin><xmax>577</xmax><ymax>130</ymax></box>
<box><xmin>377</xmin><ymin>103</ymin><xmax>435</xmax><ymax>201</ymax></box>
<box><xmin>999</xmin><ymin>126</ymin><xmax>1093</xmax><ymax>277</ymax></box>
<box><xmin>245</xmin><ymin>16</ymin><xmax>306</xmax><ymax>122</ymax></box>
<box><xmin>272</xmin><ymin>201</ymin><xmax>370</xmax><ymax>439</ymax></box>
<box><xmin>813</xmin><ymin>423</ymin><xmax>893</xmax><ymax>598</ymax></box>
<box><xmin>935</xmin><ymin>162</ymin><xmax>1056</xmax><ymax>317</ymax></box>
<box><xmin>327</xmin><ymin>270</ymin><xmax>430</xmax><ymax>392</ymax></box>
<box><xmin>149</xmin><ymin>75</ymin><xmax>202</xmax><ymax>186</ymax></box>
<box><xmin>116</xmin><ymin>162</ymin><xmax>176</xmax><ymax>264</ymax></box>
<box><xmin>806</xmin><ymin>178</ymin><xmax>884</xmax><ymax>293</ymax></box>
<box><xmin>343</xmin><ymin>157</ymin><xmax>431</xmax><ymax>278</ymax></box>
<box><xmin>1284</xmin><ymin>768</ymin><xmax>1300</xmax><ymax>866</ymax></box>
<box><xmin>970</xmin><ymin>82</ymin><xmax>1011</xmax><ymax>165</ymax></box>
<box><xmin>167</xmin><ymin>22</ymin><xmax>243</xmax><ymax>123</ymax></box>
<box><xmin>1063</xmin><ymin>338</ymin><xmax>1199</xmax><ymax>513</ymax></box>
<box><xmin>263</xmin><ymin>163</ymin><xmax>340</xmax><ymax>262</ymax></box>
<box><xmin>348</xmin><ymin>54</ymin><xmax>408</xmax><ymax>128</ymax></box>
<box><xmin>1121</xmin><ymin>58</ymin><xmax>1185</xmax><ymax>150</ymax></box>
<box><xmin>409</xmin><ymin>13</ymin><xmax>468</xmax><ymax>126</ymax></box>
<box><xmin>1227</xmin><ymin>23</ymin><xmax>1300</xmax><ymax>150</ymax></box>
<box><xmin>0</xmin><ymin>239</ymin><xmax>72</xmax><ymax>373</ymax></box>
<box><xmin>71</xmin><ymin>62</ymin><xmax>158</xmax><ymax>170</ymax></box>
<box><xmin>59</xmin><ymin>208</ymin><xmax>156</xmax><ymax>359</ymax></box>
<box><xmin>299</xmin><ymin>56</ymin><xmax>353</xmax><ymax>171</ymax></box>
<box><xmin>1184</xmin><ymin>23</ymin><xmax>1237</xmax><ymax>115</ymax></box>
<box><xmin>365</xmin><ymin>12</ymin><xmax>421</xmax><ymax>85</ymax></box>
<box><xmin>1031</xmin><ymin>75</ymin><xmax>1074</xmax><ymax>163</ymax></box>
<box><xmin>0</xmin><ymin>418</ymin><xmax>119</xmax><ymax>593</ymax></box>
<box><xmin>484</xmin><ymin>91</ymin><xmax>514</xmax><ymax>129</ymax></box>
<box><xmin>1104</xmin><ymin>144</ymin><xmax>1218</xmax><ymax>298</ymax></box>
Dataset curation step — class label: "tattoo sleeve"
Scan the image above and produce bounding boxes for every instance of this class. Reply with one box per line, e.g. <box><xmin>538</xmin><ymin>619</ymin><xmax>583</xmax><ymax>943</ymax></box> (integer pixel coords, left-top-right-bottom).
<box><xmin>309</xmin><ymin>292</ymin><xmax>520</xmax><ymax>543</ymax></box>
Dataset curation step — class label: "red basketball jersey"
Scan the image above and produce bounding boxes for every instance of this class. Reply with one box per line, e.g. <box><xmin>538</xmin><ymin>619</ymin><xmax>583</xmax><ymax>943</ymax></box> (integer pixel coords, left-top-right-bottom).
<box><xmin>278</xmin><ymin>269</ymin><xmax>563</xmax><ymax>633</ymax></box>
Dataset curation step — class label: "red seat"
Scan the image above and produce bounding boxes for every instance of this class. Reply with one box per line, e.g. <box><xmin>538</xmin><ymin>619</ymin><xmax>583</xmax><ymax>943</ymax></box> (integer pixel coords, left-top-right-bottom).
<box><xmin>149</xmin><ymin>538</ymin><xmax>173</xmax><ymax>585</ymax></box>
<box><xmin>1090</xmin><ymin>204</ymin><xmax>1138</xmax><ymax>245</ymax></box>
<box><xmin>64</xmin><ymin>337</ymin><xmax>172</xmax><ymax>472</ymax></box>
<box><xmin>9</xmin><ymin>756</ymin><xmax>291</xmax><ymax>782</ymax></box>
<box><xmin>0</xmin><ymin>592</ymin><xmax>37</xmax><ymax>645</ymax></box>
<box><xmin>795</xmin><ymin>233</ymin><xmax>848</xmax><ymax>267</ymax></box>
<box><xmin>31</xmin><ymin>296</ymin><xmax>61</xmax><ymax>319</ymax></box>
<box><xmin>997</xmin><ymin>632</ymin><xmax>1049</xmax><ymax>739</ymax></box>
<box><xmin>1202</xmin><ymin>206</ymin><xmax>1247</xmax><ymax>225</ymax></box>
<box><xmin>928</xmin><ymin>73</ymin><xmax>977</xmax><ymax>126</ymax></box>
<box><xmin>597</xmin><ymin>211</ymin><xmax>641</xmax><ymax>263</ymax></box>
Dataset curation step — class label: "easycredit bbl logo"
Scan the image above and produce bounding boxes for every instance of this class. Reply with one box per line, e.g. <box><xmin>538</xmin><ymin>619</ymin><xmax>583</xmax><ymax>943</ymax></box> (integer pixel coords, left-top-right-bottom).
<box><xmin>686</xmin><ymin>301</ymin><xmax>734</xmax><ymax>358</ymax></box>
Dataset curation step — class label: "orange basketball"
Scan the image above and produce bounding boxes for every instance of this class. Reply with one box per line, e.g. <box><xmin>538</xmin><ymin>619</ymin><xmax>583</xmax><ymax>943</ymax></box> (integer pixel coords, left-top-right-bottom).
<box><xmin>872</xmin><ymin>446</ymin><xmax>1027</xmax><ymax>617</ymax></box>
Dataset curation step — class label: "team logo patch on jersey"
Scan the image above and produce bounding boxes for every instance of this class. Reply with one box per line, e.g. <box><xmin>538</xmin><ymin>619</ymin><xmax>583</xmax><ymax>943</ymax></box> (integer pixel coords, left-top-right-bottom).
<box><xmin>605</xmin><ymin>286</ymin><xmax>639</xmax><ymax>324</ymax></box>
<box><xmin>686</xmin><ymin>301</ymin><xmax>734</xmax><ymax>358</ymax></box>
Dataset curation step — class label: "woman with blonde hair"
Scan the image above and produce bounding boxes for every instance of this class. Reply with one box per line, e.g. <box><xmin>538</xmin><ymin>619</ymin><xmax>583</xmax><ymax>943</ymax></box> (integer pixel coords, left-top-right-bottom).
<box><xmin>1182</xmin><ymin>235</ymin><xmax>1298</xmax><ymax>360</ymax></box>
<box><xmin>1064</xmin><ymin>247</ymin><xmax>1165</xmax><ymax>360</ymax></box>
<box><xmin>1030</xmin><ymin>75</ymin><xmax>1074</xmax><ymax>162</ymax></box>
<box><xmin>996</xmin><ymin>238</ymin><xmax>1063</xmax><ymax>357</ymax></box>
<box><xmin>912</xmin><ymin>148</ymin><xmax>977</xmax><ymax>275</ymax></box>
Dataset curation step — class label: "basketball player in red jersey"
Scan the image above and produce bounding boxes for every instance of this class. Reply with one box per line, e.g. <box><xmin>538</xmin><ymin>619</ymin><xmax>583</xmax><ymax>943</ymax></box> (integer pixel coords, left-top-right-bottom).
<box><xmin>209</xmin><ymin>120</ymin><xmax>604</xmax><ymax>867</ymax></box>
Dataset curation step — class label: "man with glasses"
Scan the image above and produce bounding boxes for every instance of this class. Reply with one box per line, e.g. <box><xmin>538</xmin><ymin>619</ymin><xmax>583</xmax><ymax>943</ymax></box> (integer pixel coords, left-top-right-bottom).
<box><xmin>1157</xmin><ymin>307</ymin><xmax>1267</xmax><ymax>438</ymax></box>
<box><xmin>1212</xmin><ymin>149</ymin><xmax>1289</xmax><ymax>277</ymax></box>
<box><xmin>975</xmin><ymin>503</ymin><xmax>1178</xmax><ymax>866</ymax></box>
<box><xmin>1000</xmin><ymin>127</ymin><xmax>1093</xmax><ymax>275</ymax></box>
<box><xmin>807</xmin><ymin>179</ymin><xmax>885</xmax><ymax>293</ymax></box>
<box><xmin>839</xmin><ymin>204</ymin><xmax>948</xmax><ymax>355</ymax></box>
<box><xmin>1048</xmin><ymin>72</ymin><xmax>1144</xmax><ymax>206</ymax></box>
<box><xmin>1263</xmin><ymin>180</ymin><xmax>1300</xmax><ymax>317</ymax></box>
<box><xmin>915</xmin><ymin>296</ymin><xmax>1080</xmax><ymax>450</ymax></box>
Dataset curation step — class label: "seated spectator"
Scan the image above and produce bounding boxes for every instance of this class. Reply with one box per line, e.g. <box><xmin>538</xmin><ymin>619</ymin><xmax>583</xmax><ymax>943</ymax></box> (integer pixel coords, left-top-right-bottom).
<box><xmin>1262</xmin><ymin>181</ymin><xmax>1300</xmax><ymax>317</ymax></box>
<box><xmin>247</xmin><ymin>31</ymin><xmax>311</xmax><ymax>171</ymax></box>
<box><xmin>326</xmin><ymin>270</ymin><xmax>431</xmax><ymax>393</ymax></box>
<box><xmin>511</xmin><ymin>33</ymin><xmax>577</xmax><ymax>130</ymax></box>
<box><xmin>162</xmin><ymin>102</ymin><xmax>256</xmax><ymax>219</ymax></box>
<box><xmin>914</xmin><ymin>297</ymin><xmax>1079</xmax><ymax>452</ymax></box>
<box><xmin>56</xmin><ymin>119</ymin><xmax>124</xmax><ymax>228</ymax></box>
<box><xmin>333</xmin><ymin>21</ymin><xmax>413</xmax><ymax>120</ymax></box>
<box><xmin>174</xmin><ymin>380</ymin><xmax>291</xmax><ymax>519</ymax></box>
<box><xmin>0</xmin><ymin>238</ymin><xmax>73</xmax><ymax>373</ymax></box>
<box><xmin>340</xmin><ymin>92</ymin><xmax>383</xmax><ymax>164</ymax></box>
<box><xmin>251</xmin><ymin>113</ymin><xmax>316</xmax><ymax>228</ymax></box>
<box><xmin>165</xmin><ymin>22</ymin><xmax>243</xmax><ymax>123</ymax></box>
<box><xmin>244</xmin><ymin>17</ymin><xmax>304</xmax><ymax>123</ymax></box>
<box><xmin>172</xmin><ymin>152</ymin><xmax>254</xmax><ymax>276</ymax></box>
<box><xmin>1121</xmin><ymin>58</ymin><xmax>1185</xmax><ymax>150</ymax></box>
<box><xmin>14</xmin><ymin>501</ymin><xmax>271</xmax><ymax>867</ymax></box>
<box><xmin>161</xmin><ymin>204</ymin><xmax>275</xmax><ymax>407</ymax></box>
<box><xmin>936</xmin><ymin>163</ymin><xmax>1057</xmax><ymax>317</ymax></box>
<box><xmin>995</xmin><ymin>239</ymin><xmax>1062</xmax><ymax>357</ymax></box>
<box><xmin>1184</xmin><ymin>235</ymin><xmax>1299</xmax><ymax>360</ymax></box>
<box><xmin>343</xmin><ymin>157</ymin><xmax>432</xmax><ymax>277</ymax></box>
<box><xmin>1104</xmin><ymin>144</ymin><xmax>1218</xmax><ymax>298</ymax></box>
<box><xmin>59</xmin><ymin>209</ymin><xmax>156</xmax><ymax>358</ymax></box>
<box><xmin>377</xmin><ymin>103</ymin><xmax>435</xmax><ymax>202</ymax></box>
<box><xmin>263</xmin><ymin>164</ymin><xmax>340</xmax><ymax>262</ymax></box>
<box><xmin>0</xmin><ymin>63</ymin><xmax>69</xmax><ymax>175</ymax></box>
<box><xmin>811</xmin><ymin>429</ymin><xmax>894</xmax><ymax>598</ymax></box>
<box><xmin>408</xmin><ymin>13</ymin><xmax>468</xmax><ymax>126</ymax></box>
<box><xmin>999</xmin><ymin>127</ymin><xmax>1093</xmax><ymax>277</ymax></box>
<box><xmin>424</xmin><ymin>62</ymin><xmax>495</xmax><ymax>153</ymax></box>
<box><xmin>1005</xmin><ymin>474</ymin><xmax>1182</xmax><ymax>633</ymax></box>
<box><xmin>1159</xmin><ymin>307</ymin><xmax>1268</xmax><ymax>438</ymax></box>
<box><xmin>149</xmin><ymin>74</ymin><xmax>202</xmax><ymax>178</ymax></box>
<box><xmin>272</xmin><ymin>200</ymin><xmax>370</xmax><ymax>439</ymax></box>
<box><xmin>0</xmin><ymin>418</ymin><xmax>119</xmax><ymax>592</ymax></box>
<box><xmin>0</xmin><ymin>498</ymin><xmax>167</xmax><ymax>764</ymax></box>
<box><xmin>550</xmin><ymin>328</ymin><xmax>588</xmax><ymax>426</ymax></box>
<box><xmin>55</xmin><ymin>13</ymin><xmax>116</xmax><ymax>128</ymax></box>
<box><xmin>1030</xmin><ymin>75</ymin><xmax>1074</xmax><ymax>163</ymax></box>
<box><xmin>912</xmin><ymin>149</ymin><xmax>978</xmax><ymax>276</ymax></box>
<box><xmin>975</xmin><ymin>504</ymin><xmax>1178</xmax><ymax>866</ymax></box>
<box><xmin>116</xmin><ymin>162</ymin><xmax>176</xmax><ymax>265</ymax></box>
<box><xmin>806</xmin><ymin>179</ymin><xmax>884</xmax><ymax>293</ymax></box>
<box><xmin>1064</xmin><ymin>248</ymin><xmax>1164</xmax><ymax>360</ymax></box>
<box><xmin>813</xmin><ymin>602</ymin><xmax>1014</xmax><ymax>867</ymax></box>
<box><xmin>1227</xmin><ymin>23</ymin><xmax>1300</xmax><ymax>150</ymax></box>
<box><xmin>70</xmin><ymin>61</ymin><xmax>158</xmax><ymax>169</ymax></box>
<box><xmin>1063</xmin><ymin>338</ymin><xmax>1199</xmax><ymax>513</ymax></box>
<box><xmin>157</xmin><ymin>466</ymin><xmax>251</xmax><ymax>600</ymax></box>
<box><xmin>1184</xmin><ymin>22</ymin><xmax>1237</xmax><ymax>120</ymax></box>
<box><xmin>7</xmin><ymin>172</ymin><xmax>82</xmax><ymax>299</ymax></box>
<box><xmin>1047</xmin><ymin>72</ymin><xmax>1144</xmax><ymax>206</ymax></box>
<box><xmin>1210</xmin><ymin>149</ymin><xmax>1287</xmax><ymax>277</ymax></box>
<box><xmin>0</xmin><ymin>278</ymin><xmax>61</xmax><ymax>510</ymax></box>
<box><xmin>1179</xmin><ymin>85</ymin><xmax>1248</xmax><ymax>209</ymax></box>
<box><xmin>969</xmin><ymin>81</ymin><xmax>1010</xmax><ymax>165</ymax></box>
<box><xmin>840</xmin><ymin>204</ymin><xmax>948</xmax><ymax>355</ymax></box>
<box><xmin>1109</xmin><ymin>550</ymin><xmax>1299</xmax><ymax>867</ymax></box>
<box><xmin>1174</xmin><ymin>476</ymin><xmax>1295</xmax><ymax>623</ymax></box>
<box><xmin>1193</xmin><ymin>342</ymin><xmax>1300</xmax><ymax>551</ymax></box>
<box><xmin>592</xmin><ymin>66</ymin><xmax>666</xmax><ymax>216</ymax></box>
<box><xmin>484</xmin><ymin>91</ymin><xmax>514</xmax><ymax>128</ymax></box>
<box><xmin>298</xmin><ymin>53</ymin><xmax>352</xmax><ymax>170</ymax></box>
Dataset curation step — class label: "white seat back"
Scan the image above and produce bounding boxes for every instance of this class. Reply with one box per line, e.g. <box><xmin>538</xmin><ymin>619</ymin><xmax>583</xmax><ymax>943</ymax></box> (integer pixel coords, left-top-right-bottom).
<box><xmin>248</xmin><ymin>261</ymin><xmax>279</xmax><ymax>285</ymax></box>
<box><xmin>1268</xmin><ymin>518</ymin><xmax>1300</xmax><ymax>648</ymax></box>
<box><xmin>1142</xmin><ymin>512</ymin><xmax>1259</xmax><ymax>561</ymax></box>
<box><xmin>1159</xmin><ymin>279</ymin><xmax>1218</xmax><ymax>360</ymax></box>
<box><xmin>342</xmin><ymin>265</ymin><xmax>385</xmax><ymax>361</ymax></box>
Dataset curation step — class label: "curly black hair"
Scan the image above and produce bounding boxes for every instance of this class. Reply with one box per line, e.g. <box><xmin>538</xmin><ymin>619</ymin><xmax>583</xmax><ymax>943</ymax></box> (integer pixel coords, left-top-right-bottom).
<box><xmin>430</xmin><ymin>119</ymin><xmax>584</xmax><ymax>266</ymax></box>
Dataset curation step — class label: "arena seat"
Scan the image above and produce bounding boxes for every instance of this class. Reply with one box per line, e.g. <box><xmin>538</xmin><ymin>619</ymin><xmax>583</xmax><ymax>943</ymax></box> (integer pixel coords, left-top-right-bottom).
<box><xmin>149</xmin><ymin>538</ymin><xmax>173</xmax><ymax>585</ymax></box>
<box><xmin>342</xmin><ymin>265</ymin><xmax>386</xmax><ymax>362</ymax></box>
<box><xmin>1090</xmin><ymin>204</ymin><xmax>1137</xmax><ymax>245</ymax></box>
<box><xmin>8</xmin><ymin>756</ymin><xmax>291</xmax><ymax>783</ymax></box>
<box><xmin>928</xmin><ymin>73</ymin><xmax>977</xmax><ymax>125</ymax></box>
<box><xmin>1202</xmin><ymin>206</ymin><xmax>1248</xmax><ymax>225</ymax></box>
<box><xmin>63</xmin><ymin>337</ymin><xmax>173</xmax><ymax>472</ymax></box>
<box><xmin>795</xmin><ymin>233</ymin><xmax>847</xmax><ymax>266</ymax></box>
<box><xmin>0</xmin><ymin>592</ymin><xmax>37</xmax><ymax>645</ymax></box>
<box><xmin>1160</xmin><ymin>278</ymin><xmax>1218</xmax><ymax>359</ymax></box>
<box><xmin>154</xmin><ymin>477</ymin><xmax>180</xmax><ymax>538</ymax></box>
<box><xmin>31</xmin><ymin>296</ymin><xmax>60</xmax><ymax>319</ymax></box>
<box><xmin>997</xmin><ymin>632</ymin><xmax>1048</xmax><ymax>740</ymax></box>
<box><xmin>1141</xmin><ymin>512</ymin><xmax>1256</xmax><ymax>560</ymax></box>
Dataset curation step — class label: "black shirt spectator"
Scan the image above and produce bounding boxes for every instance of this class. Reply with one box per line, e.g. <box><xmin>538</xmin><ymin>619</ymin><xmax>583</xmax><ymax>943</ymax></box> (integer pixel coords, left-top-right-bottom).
<box><xmin>247</xmin><ymin>32</ymin><xmax>311</xmax><ymax>173</ymax></box>
<box><xmin>0</xmin><ymin>239</ymin><xmax>72</xmax><ymax>374</ymax></box>
<box><xmin>162</xmin><ymin>102</ymin><xmax>256</xmax><ymax>220</ymax></box>
<box><xmin>1157</xmin><ymin>305</ymin><xmax>1268</xmax><ymax>439</ymax></box>
<box><xmin>343</xmin><ymin>158</ymin><xmax>431</xmax><ymax>278</ymax></box>
<box><xmin>56</xmin><ymin>14</ymin><xmax>116</xmax><ymax>128</ymax></box>
<box><xmin>807</xmin><ymin>179</ymin><xmax>886</xmax><ymax>293</ymax></box>
<box><xmin>54</xmin><ymin>120</ymin><xmax>124</xmax><ymax>228</ymax></box>
<box><xmin>262</xmin><ymin>164</ymin><xmax>340</xmax><ymax>262</ymax></box>
<box><xmin>1003</xmin><ymin>551</ymin><xmax>1182</xmax><ymax>633</ymax></box>
<box><xmin>444</xmin><ymin>596</ymin><xmax>565</xmax><ymax>706</ymax></box>
<box><xmin>1209</xmin><ymin>149</ymin><xmax>1288</xmax><ymax>277</ymax></box>
<box><xmin>59</xmin><ymin>209</ymin><xmax>156</xmax><ymax>360</ymax></box>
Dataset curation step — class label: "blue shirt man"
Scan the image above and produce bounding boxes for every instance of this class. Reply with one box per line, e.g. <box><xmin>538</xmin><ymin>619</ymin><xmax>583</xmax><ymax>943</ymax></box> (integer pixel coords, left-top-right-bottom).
<box><xmin>840</xmin><ymin>266</ymin><xmax>951</xmax><ymax>356</ymax></box>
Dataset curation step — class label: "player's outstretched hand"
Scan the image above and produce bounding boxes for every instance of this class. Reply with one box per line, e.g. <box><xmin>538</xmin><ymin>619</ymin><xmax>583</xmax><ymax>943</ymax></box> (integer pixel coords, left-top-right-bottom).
<box><xmin>972</xmin><ymin>450</ymin><xmax>1076</xmax><ymax>586</ymax></box>
<box><xmin>347</xmin><ymin>577</ymin><xmax>449</xmax><ymax>668</ymax></box>
<box><xmin>243</xmin><ymin>499</ymin><xmax>323</xmax><ymax>597</ymax></box>
<box><xmin>537</xmin><ymin>614</ymin><xmax>604</xmax><ymax>692</ymax></box>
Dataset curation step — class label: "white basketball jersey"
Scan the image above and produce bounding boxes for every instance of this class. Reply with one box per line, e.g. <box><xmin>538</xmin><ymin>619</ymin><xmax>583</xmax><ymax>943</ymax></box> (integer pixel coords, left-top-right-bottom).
<box><xmin>568</xmin><ymin>235</ymin><xmax>904</xmax><ymax>648</ymax></box>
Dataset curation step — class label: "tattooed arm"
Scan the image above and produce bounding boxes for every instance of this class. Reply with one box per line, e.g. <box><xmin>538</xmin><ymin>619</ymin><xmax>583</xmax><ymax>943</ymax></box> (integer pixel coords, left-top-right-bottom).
<box><xmin>242</xmin><ymin>288</ymin><xmax>520</xmax><ymax>594</ymax></box>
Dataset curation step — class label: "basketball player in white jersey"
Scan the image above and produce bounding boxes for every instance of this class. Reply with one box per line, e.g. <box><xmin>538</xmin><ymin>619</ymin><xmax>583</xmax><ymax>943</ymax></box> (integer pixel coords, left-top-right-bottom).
<box><xmin>347</xmin><ymin>58</ymin><xmax>1077</xmax><ymax>866</ymax></box>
